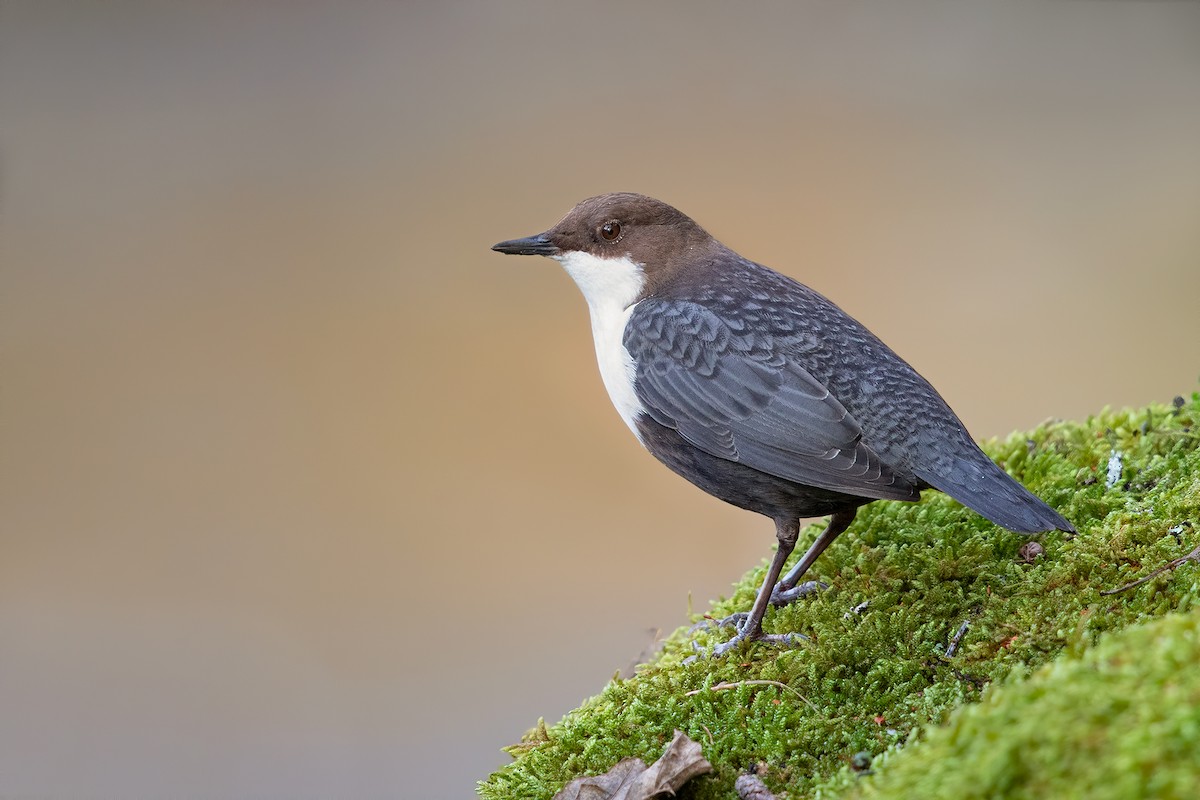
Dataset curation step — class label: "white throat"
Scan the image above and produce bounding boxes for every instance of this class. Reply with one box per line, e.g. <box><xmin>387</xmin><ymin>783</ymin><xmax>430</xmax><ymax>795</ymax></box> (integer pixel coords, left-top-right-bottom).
<box><xmin>554</xmin><ymin>250</ymin><xmax>647</xmax><ymax>440</ymax></box>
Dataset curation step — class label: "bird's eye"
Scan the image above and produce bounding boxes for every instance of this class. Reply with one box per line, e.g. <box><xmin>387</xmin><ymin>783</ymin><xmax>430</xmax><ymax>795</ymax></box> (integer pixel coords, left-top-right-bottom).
<box><xmin>599</xmin><ymin>221</ymin><xmax>622</xmax><ymax>242</ymax></box>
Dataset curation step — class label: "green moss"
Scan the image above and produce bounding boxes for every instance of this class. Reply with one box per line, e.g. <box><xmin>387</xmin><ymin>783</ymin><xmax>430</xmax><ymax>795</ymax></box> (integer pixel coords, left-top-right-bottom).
<box><xmin>479</xmin><ymin>394</ymin><xmax>1200</xmax><ymax>800</ymax></box>
<box><xmin>820</xmin><ymin>609</ymin><xmax>1200</xmax><ymax>800</ymax></box>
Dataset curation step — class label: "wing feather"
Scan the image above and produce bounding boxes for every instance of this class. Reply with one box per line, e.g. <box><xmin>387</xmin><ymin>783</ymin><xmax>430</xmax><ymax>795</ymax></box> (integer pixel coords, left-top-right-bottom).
<box><xmin>626</xmin><ymin>300</ymin><xmax>918</xmax><ymax>501</ymax></box>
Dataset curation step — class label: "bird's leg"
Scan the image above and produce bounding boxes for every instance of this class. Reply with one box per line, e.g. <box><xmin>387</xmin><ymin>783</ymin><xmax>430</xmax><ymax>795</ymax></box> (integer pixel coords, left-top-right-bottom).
<box><xmin>707</xmin><ymin>518</ymin><xmax>800</xmax><ymax>657</ymax></box>
<box><xmin>770</xmin><ymin>509</ymin><xmax>856</xmax><ymax>606</ymax></box>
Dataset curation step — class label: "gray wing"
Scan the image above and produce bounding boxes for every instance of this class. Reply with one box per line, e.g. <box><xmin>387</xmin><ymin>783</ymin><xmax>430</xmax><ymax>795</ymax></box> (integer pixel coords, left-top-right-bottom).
<box><xmin>625</xmin><ymin>299</ymin><xmax>918</xmax><ymax>501</ymax></box>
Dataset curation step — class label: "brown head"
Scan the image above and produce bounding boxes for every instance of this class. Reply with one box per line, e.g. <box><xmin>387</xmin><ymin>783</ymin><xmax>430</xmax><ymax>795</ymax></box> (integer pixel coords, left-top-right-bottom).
<box><xmin>492</xmin><ymin>193</ymin><xmax>720</xmax><ymax>307</ymax></box>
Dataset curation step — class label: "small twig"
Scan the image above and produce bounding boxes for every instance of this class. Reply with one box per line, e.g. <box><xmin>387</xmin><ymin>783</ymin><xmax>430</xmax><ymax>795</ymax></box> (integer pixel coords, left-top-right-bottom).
<box><xmin>1101</xmin><ymin>541</ymin><xmax>1200</xmax><ymax>596</ymax></box>
<box><xmin>686</xmin><ymin>680</ymin><xmax>819</xmax><ymax>713</ymax></box>
<box><xmin>945</xmin><ymin>620</ymin><xmax>970</xmax><ymax>658</ymax></box>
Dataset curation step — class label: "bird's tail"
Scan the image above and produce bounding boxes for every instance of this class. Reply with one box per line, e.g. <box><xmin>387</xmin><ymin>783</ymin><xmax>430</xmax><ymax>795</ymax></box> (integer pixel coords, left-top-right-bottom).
<box><xmin>915</xmin><ymin>453</ymin><xmax>1075</xmax><ymax>534</ymax></box>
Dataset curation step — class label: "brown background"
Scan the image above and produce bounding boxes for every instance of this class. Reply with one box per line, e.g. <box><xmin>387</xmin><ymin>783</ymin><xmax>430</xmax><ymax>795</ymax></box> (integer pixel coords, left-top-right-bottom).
<box><xmin>2</xmin><ymin>2</ymin><xmax>1199</xmax><ymax>798</ymax></box>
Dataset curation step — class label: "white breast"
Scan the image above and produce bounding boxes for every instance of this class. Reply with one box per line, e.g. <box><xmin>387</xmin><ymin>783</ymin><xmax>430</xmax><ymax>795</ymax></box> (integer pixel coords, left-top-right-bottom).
<box><xmin>554</xmin><ymin>250</ymin><xmax>648</xmax><ymax>441</ymax></box>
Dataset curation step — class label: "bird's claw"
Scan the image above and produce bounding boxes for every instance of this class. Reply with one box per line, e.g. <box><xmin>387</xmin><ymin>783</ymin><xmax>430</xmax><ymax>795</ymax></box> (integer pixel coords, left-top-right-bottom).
<box><xmin>706</xmin><ymin>630</ymin><xmax>806</xmax><ymax>659</ymax></box>
<box><xmin>683</xmin><ymin>578</ymin><xmax>825</xmax><ymax>661</ymax></box>
<box><xmin>770</xmin><ymin>579</ymin><xmax>827</xmax><ymax>606</ymax></box>
<box><xmin>684</xmin><ymin>618</ymin><xmax>807</xmax><ymax>662</ymax></box>
<box><xmin>710</xmin><ymin>612</ymin><xmax>750</xmax><ymax>630</ymax></box>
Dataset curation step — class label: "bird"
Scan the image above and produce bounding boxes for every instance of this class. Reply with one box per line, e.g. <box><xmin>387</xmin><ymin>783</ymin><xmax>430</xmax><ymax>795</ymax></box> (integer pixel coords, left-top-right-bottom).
<box><xmin>492</xmin><ymin>192</ymin><xmax>1075</xmax><ymax>656</ymax></box>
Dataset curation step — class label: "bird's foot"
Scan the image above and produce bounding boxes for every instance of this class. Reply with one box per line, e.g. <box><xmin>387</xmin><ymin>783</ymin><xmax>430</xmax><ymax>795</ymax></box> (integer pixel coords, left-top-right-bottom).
<box><xmin>770</xmin><ymin>579</ymin><xmax>827</xmax><ymax>607</ymax></box>
<box><xmin>708</xmin><ymin>629</ymin><xmax>805</xmax><ymax>658</ymax></box>
<box><xmin>685</xmin><ymin>616</ymin><xmax>807</xmax><ymax>662</ymax></box>
<box><xmin>691</xmin><ymin>579</ymin><xmax>825</xmax><ymax>634</ymax></box>
<box><xmin>682</xmin><ymin>579</ymin><xmax>823</xmax><ymax>661</ymax></box>
<box><xmin>690</xmin><ymin>611</ymin><xmax>747</xmax><ymax>632</ymax></box>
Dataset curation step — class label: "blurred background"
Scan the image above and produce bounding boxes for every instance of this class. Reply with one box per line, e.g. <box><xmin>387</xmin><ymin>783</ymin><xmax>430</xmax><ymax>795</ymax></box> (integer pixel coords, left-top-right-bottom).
<box><xmin>2</xmin><ymin>2</ymin><xmax>1199</xmax><ymax>797</ymax></box>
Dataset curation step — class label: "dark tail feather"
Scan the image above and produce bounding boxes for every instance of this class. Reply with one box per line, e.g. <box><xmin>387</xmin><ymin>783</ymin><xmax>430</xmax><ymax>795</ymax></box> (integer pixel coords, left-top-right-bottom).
<box><xmin>916</xmin><ymin>455</ymin><xmax>1075</xmax><ymax>534</ymax></box>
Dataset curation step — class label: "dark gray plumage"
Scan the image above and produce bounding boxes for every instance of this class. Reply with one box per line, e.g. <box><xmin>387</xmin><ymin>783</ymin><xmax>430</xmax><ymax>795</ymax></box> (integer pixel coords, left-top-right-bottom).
<box><xmin>493</xmin><ymin>192</ymin><xmax>1074</xmax><ymax>656</ymax></box>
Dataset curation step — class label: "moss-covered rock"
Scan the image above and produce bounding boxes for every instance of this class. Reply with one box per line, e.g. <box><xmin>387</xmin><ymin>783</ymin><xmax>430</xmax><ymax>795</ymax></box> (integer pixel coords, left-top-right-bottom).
<box><xmin>479</xmin><ymin>394</ymin><xmax>1200</xmax><ymax>799</ymax></box>
<box><xmin>820</xmin><ymin>607</ymin><xmax>1200</xmax><ymax>800</ymax></box>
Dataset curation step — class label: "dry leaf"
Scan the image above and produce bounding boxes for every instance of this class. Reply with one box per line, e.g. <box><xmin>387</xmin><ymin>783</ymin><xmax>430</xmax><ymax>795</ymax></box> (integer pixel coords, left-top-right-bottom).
<box><xmin>552</xmin><ymin>730</ymin><xmax>712</xmax><ymax>800</ymax></box>
<box><xmin>734</xmin><ymin>773</ymin><xmax>777</xmax><ymax>800</ymax></box>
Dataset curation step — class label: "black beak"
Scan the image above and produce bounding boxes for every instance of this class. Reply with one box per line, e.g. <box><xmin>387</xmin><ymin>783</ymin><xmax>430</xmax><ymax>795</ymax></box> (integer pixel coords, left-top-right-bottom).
<box><xmin>491</xmin><ymin>233</ymin><xmax>559</xmax><ymax>257</ymax></box>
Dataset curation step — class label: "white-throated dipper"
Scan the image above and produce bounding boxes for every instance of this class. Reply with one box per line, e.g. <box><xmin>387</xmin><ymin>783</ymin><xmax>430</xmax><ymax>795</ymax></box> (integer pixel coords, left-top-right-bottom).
<box><xmin>492</xmin><ymin>193</ymin><xmax>1075</xmax><ymax>656</ymax></box>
